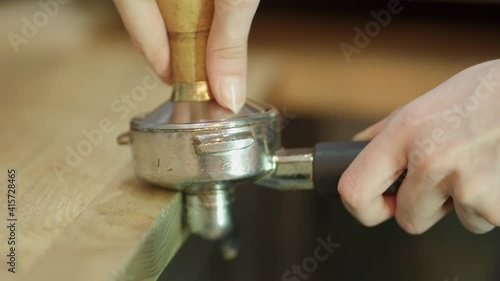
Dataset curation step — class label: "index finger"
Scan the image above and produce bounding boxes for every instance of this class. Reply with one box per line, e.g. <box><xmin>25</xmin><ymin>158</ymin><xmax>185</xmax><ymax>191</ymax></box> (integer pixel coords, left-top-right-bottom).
<box><xmin>113</xmin><ymin>0</ymin><xmax>170</xmax><ymax>81</ymax></box>
<box><xmin>338</xmin><ymin>124</ymin><xmax>407</xmax><ymax>226</ymax></box>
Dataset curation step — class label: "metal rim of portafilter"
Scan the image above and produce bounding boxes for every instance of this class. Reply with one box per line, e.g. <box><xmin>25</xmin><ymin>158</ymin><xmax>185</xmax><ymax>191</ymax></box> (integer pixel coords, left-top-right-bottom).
<box><xmin>125</xmin><ymin>100</ymin><xmax>281</xmax><ymax>241</ymax></box>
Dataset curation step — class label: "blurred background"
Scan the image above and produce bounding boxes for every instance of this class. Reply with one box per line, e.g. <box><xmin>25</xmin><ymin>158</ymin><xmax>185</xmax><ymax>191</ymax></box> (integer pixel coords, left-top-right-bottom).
<box><xmin>1</xmin><ymin>0</ymin><xmax>499</xmax><ymax>280</ymax></box>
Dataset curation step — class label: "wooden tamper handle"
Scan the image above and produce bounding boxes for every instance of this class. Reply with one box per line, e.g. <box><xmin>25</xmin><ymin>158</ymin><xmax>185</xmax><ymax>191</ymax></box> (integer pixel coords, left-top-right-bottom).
<box><xmin>157</xmin><ymin>0</ymin><xmax>215</xmax><ymax>101</ymax></box>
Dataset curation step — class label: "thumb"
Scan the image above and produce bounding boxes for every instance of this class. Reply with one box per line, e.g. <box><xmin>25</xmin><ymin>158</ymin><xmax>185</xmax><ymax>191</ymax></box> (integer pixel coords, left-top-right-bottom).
<box><xmin>206</xmin><ymin>0</ymin><xmax>260</xmax><ymax>113</ymax></box>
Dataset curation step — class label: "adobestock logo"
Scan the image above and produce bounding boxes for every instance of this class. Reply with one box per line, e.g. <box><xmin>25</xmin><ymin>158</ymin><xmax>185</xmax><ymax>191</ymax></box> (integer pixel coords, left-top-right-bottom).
<box><xmin>51</xmin><ymin>67</ymin><xmax>161</xmax><ymax>182</ymax></box>
<box><xmin>7</xmin><ymin>0</ymin><xmax>72</xmax><ymax>54</ymax></box>
<box><xmin>339</xmin><ymin>0</ymin><xmax>404</xmax><ymax>63</ymax></box>
<box><xmin>406</xmin><ymin>68</ymin><xmax>500</xmax><ymax>173</ymax></box>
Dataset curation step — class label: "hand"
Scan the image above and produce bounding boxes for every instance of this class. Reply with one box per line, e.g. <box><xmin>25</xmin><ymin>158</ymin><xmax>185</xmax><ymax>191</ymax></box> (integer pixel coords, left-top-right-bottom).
<box><xmin>113</xmin><ymin>0</ymin><xmax>260</xmax><ymax>112</ymax></box>
<box><xmin>339</xmin><ymin>59</ymin><xmax>500</xmax><ymax>234</ymax></box>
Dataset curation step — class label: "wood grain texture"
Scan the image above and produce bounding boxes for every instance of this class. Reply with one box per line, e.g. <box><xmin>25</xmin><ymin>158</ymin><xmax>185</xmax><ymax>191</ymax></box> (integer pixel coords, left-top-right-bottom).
<box><xmin>24</xmin><ymin>175</ymin><xmax>186</xmax><ymax>281</ymax></box>
<box><xmin>0</xmin><ymin>4</ymin><xmax>188</xmax><ymax>281</ymax></box>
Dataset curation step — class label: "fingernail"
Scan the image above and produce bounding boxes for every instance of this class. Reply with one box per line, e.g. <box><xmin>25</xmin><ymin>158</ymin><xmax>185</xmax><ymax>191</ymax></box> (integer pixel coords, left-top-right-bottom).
<box><xmin>220</xmin><ymin>75</ymin><xmax>244</xmax><ymax>113</ymax></box>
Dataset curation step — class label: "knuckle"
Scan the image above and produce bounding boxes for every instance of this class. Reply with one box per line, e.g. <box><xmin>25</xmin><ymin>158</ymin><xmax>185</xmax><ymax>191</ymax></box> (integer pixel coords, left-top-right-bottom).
<box><xmin>481</xmin><ymin>209</ymin><xmax>500</xmax><ymax>227</ymax></box>
<box><xmin>418</xmin><ymin>154</ymin><xmax>451</xmax><ymax>181</ymax></box>
<box><xmin>357</xmin><ymin>216</ymin><xmax>382</xmax><ymax>228</ymax></box>
<box><xmin>453</xmin><ymin>182</ymin><xmax>480</xmax><ymax>208</ymax></box>
<box><xmin>460</xmin><ymin>221</ymin><xmax>493</xmax><ymax>234</ymax></box>
<box><xmin>396</xmin><ymin>215</ymin><xmax>427</xmax><ymax>235</ymax></box>
<box><xmin>418</xmin><ymin>154</ymin><xmax>440</xmax><ymax>173</ymax></box>
<box><xmin>338</xmin><ymin>172</ymin><xmax>370</xmax><ymax>209</ymax></box>
<box><xmin>393</xmin><ymin>105</ymin><xmax>423</xmax><ymax>133</ymax></box>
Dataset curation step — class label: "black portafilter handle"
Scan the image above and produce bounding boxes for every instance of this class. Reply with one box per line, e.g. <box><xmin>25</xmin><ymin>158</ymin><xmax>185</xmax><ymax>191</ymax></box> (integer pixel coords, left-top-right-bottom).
<box><xmin>313</xmin><ymin>141</ymin><xmax>407</xmax><ymax>196</ymax></box>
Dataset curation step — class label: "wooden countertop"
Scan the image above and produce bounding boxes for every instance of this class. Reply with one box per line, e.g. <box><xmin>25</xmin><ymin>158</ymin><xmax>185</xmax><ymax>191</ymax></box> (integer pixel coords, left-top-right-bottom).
<box><xmin>0</xmin><ymin>3</ymin><xmax>189</xmax><ymax>280</ymax></box>
<box><xmin>0</xmin><ymin>3</ymin><xmax>276</xmax><ymax>280</ymax></box>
